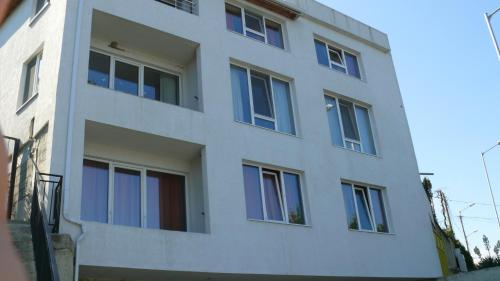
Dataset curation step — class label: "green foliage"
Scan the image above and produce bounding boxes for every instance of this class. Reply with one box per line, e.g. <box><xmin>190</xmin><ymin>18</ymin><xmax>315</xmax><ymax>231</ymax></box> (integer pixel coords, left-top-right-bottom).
<box><xmin>477</xmin><ymin>256</ymin><xmax>500</xmax><ymax>269</ymax></box>
<box><xmin>494</xmin><ymin>240</ymin><xmax>500</xmax><ymax>258</ymax></box>
<box><xmin>474</xmin><ymin>246</ymin><xmax>482</xmax><ymax>259</ymax></box>
<box><xmin>422</xmin><ymin>177</ymin><xmax>433</xmax><ymax>202</ymax></box>
<box><xmin>483</xmin><ymin>235</ymin><xmax>491</xmax><ymax>256</ymax></box>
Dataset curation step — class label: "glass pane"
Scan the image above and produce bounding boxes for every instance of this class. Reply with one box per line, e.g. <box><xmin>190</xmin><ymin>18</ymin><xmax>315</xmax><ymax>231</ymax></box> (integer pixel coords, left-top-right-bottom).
<box><xmin>23</xmin><ymin>56</ymin><xmax>37</xmax><ymax>103</ymax></box>
<box><xmin>339</xmin><ymin>100</ymin><xmax>359</xmax><ymax>141</ymax></box>
<box><xmin>225</xmin><ymin>3</ymin><xmax>243</xmax><ymax>34</ymax></box>
<box><xmin>284</xmin><ymin>173</ymin><xmax>304</xmax><ymax>224</ymax></box>
<box><xmin>147</xmin><ymin>171</ymin><xmax>186</xmax><ymax>231</ymax></box>
<box><xmin>314</xmin><ymin>40</ymin><xmax>329</xmax><ymax>66</ymax></box>
<box><xmin>246</xmin><ymin>31</ymin><xmax>265</xmax><ymax>42</ymax></box>
<box><xmin>255</xmin><ymin>117</ymin><xmax>275</xmax><ymax>130</ymax></box>
<box><xmin>144</xmin><ymin>67</ymin><xmax>179</xmax><ymax>105</ymax></box>
<box><xmin>265</xmin><ymin>20</ymin><xmax>284</xmax><ymax>48</ymax></box>
<box><xmin>243</xmin><ymin>165</ymin><xmax>264</xmax><ymax>220</ymax></box>
<box><xmin>263</xmin><ymin>172</ymin><xmax>283</xmax><ymax>221</ymax></box>
<box><xmin>245</xmin><ymin>12</ymin><xmax>264</xmax><ymax>33</ymax></box>
<box><xmin>81</xmin><ymin>160</ymin><xmax>109</xmax><ymax>223</ymax></box>
<box><xmin>114</xmin><ymin>61</ymin><xmax>139</xmax><ymax>95</ymax></box>
<box><xmin>345</xmin><ymin>52</ymin><xmax>361</xmax><ymax>79</ymax></box>
<box><xmin>355</xmin><ymin>106</ymin><xmax>376</xmax><ymax>155</ymax></box>
<box><xmin>353</xmin><ymin>143</ymin><xmax>361</xmax><ymax>152</ymax></box>
<box><xmin>331</xmin><ymin>64</ymin><xmax>347</xmax><ymax>73</ymax></box>
<box><xmin>230</xmin><ymin>65</ymin><xmax>252</xmax><ymax>123</ymax></box>
<box><xmin>370</xmin><ymin>189</ymin><xmax>388</xmax><ymax>232</ymax></box>
<box><xmin>341</xmin><ymin>183</ymin><xmax>358</xmax><ymax>229</ymax></box>
<box><xmin>251</xmin><ymin>72</ymin><xmax>273</xmax><ymax>118</ymax></box>
<box><xmin>272</xmin><ymin>78</ymin><xmax>295</xmax><ymax>135</ymax></box>
<box><xmin>324</xmin><ymin>96</ymin><xmax>344</xmax><ymax>147</ymax></box>
<box><xmin>113</xmin><ymin>168</ymin><xmax>141</xmax><ymax>227</ymax></box>
<box><xmin>88</xmin><ymin>51</ymin><xmax>110</xmax><ymax>88</ymax></box>
<box><xmin>355</xmin><ymin>188</ymin><xmax>373</xmax><ymax>231</ymax></box>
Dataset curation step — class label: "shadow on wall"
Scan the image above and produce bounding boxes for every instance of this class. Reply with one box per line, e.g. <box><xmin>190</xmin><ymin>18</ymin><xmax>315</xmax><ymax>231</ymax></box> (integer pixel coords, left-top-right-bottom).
<box><xmin>0</xmin><ymin>0</ymin><xmax>30</xmax><ymax>48</ymax></box>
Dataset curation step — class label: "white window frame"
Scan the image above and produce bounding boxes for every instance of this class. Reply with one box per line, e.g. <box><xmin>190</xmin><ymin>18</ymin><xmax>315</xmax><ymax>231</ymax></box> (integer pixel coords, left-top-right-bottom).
<box><xmin>325</xmin><ymin>94</ymin><xmax>376</xmax><ymax>155</ymax></box>
<box><xmin>88</xmin><ymin>49</ymin><xmax>183</xmax><ymax>106</ymax></box>
<box><xmin>226</xmin><ymin>2</ymin><xmax>285</xmax><ymax>49</ymax></box>
<box><xmin>316</xmin><ymin>39</ymin><xmax>361</xmax><ymax>79</ymax></box>
<box><xmin>343</xmin><ymin>182</ymin><xmax>389</xmax><ymax>233</ymax></box>
<box><xmin>18</xmin><ymin>52</ymin><xmax>43</xmax><ymax>110</ymax></box>
<box><xmin>30</xmin><ymin>0</ymin><xmax>50</xmax><ymax>25</ymax></box>
<box><xmin>232</xmin><ymin>63</ymin><xmax>296</xmax><ymax>135</ymax></box>
<box><xmin>82</xmin><ymin>157</ymin><xmax>190</xmax><ymax>231</ymax></box>
<box><xmin>245</xmin><ymin>163</ymin><xmax>307</xmax><ymax>225</ymax></box>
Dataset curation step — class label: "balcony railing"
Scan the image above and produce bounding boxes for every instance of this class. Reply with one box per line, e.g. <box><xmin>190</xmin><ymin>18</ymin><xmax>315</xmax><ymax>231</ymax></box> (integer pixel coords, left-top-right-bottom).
<box><xmin>155</xmin><ymin>0</ymin><xmax>198</xmax><ymax>15</ymax></box>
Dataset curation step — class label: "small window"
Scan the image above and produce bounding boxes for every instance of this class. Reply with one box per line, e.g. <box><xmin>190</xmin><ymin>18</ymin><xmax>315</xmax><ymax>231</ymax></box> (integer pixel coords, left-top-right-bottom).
<box><xmin>341</xmin><ymin>182</ymin><xmax>389</xmax><ymax>233</ymax></box>
<box><xmin>243</xmin><ymin>164</ymin><xmax>305</xmax><ymax>225</ymax></box>
<box><xmin>325</xmin><ymin>96</ymin><xmax>376</xmax><ymax>155</ymax></box>
<box><xmin>230</xmin><ymin>64</ymin><xmax>295</xmax><ymax>135</ymax></box>
<box><xmin>34</xmin><ymin>0</ymin><xmax>49</xmax><ymax>16</ymax></box>
<box><xmin>225</xmin><ymin>3</ymin><xmax>243</xmax><ymax>34</ymax></box>
<box><xmin>225</xmin><ymin>3</ymin><xmax>285</xmax><ymax>49</ymax></box>
<box><xmin>114</xmin><ymin>60</ymin><xmax>139</xmax><ymax>96</ymax></box>
<box><xmin>21</xmin><ymin>52</ymin><xmax>42</xmax><ymax>106</ymax></box>
<box><xmin>314</xmin><ymin>39</ymin><xmax>361</xmax><ymax>79</ymax></box>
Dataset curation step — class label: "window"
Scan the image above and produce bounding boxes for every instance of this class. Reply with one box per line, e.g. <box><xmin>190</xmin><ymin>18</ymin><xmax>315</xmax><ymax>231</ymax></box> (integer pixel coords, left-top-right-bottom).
<box><xmin>314</xmin><ymin>39</ymin><xmax>361</xmax><ymax>79</ymax></box>
<box><xmin>225</xmin><ymin>3</ymin><xmax>284</xmax><ymax>49</ymax></box>
<box><xmin>80</xmin><ymin>159</ymin><xmax>187</xmax><ymax>231</ymax></box>
<box><xmin>324</xmin><ymin>95</ymin><xmax>376</xmax><ymax>155</ymax></box>
<box><xmin>33</xmin><ymin>0</ymin><xmax>49</xmax><ymax>16</ymax></box>
<box><xmin>341</xmin><ymin>182</ymin><xmax>389</xmax><ymax>233</ymax></box>
<box><xmin>20</xmin><ymin>52</ymin><xmax>42</xmax><ymax>106</ymax></box>
<box><xmin>243</xmin><ymin>164</ymin><xmax>305</xmax><ymax>225</ymax></box>
<box><xmin>87</xmin><ymin>50</ymin><xmax>180</xmax><ymax>106</ymax></box>
<box><xmin>230</xmin><ymin>64</ymin><xmax>295</xmax><ymax>135</ymax></box>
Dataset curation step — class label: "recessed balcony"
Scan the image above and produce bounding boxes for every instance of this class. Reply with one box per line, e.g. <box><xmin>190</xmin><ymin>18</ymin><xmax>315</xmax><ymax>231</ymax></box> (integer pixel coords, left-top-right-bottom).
<box><xmin>88</xmin><ymin>10</ymin><xmax>202</xmax><ymax>111</ymax></box>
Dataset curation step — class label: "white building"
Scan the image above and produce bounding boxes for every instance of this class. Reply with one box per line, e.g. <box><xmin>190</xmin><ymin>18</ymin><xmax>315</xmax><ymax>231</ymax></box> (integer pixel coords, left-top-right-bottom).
<box><xmin>0</xmin><ymin>0</ymin><xmax>442</xmax><ymax>280</ymax></box>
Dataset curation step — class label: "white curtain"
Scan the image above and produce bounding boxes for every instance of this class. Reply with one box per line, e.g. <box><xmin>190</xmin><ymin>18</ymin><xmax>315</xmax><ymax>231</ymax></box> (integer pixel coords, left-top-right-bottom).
<box><xmin>272</xmin><ymin>78</ymin><xmax>295</xmax><ymax>135</ymax></box>
<box><xmin>160</xmin><ymin>74</ymin><xmax>178</xmax><ymax>105</ymax></box>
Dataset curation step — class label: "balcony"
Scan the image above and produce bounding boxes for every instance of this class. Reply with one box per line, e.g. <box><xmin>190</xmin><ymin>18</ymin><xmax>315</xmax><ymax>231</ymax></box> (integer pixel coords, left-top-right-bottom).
<box><xmin>81</xmin><ymin>121</ymin><xmax>207</xmax><ymax>233</ymax></box>
<box><xmin>155</xmin><ymin>0</ymin><xmax>198</xmax><ymax>15</ymax></box>
<box><xmin>88</xmin><ymin>10</ymin><xmax>202</xmax><ymax>111</ymax></box>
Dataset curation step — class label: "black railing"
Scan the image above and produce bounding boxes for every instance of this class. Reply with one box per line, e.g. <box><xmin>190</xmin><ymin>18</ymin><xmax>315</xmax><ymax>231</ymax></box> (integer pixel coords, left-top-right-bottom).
<box><xmin>31</xmin><ymin>171</ymin><xmax>61</xmax><ymax>281</ymax></box>
<box><xmin>3</xmin><ymin>135</ymin><xmax>20</xmax><ymax>220</ymax></box>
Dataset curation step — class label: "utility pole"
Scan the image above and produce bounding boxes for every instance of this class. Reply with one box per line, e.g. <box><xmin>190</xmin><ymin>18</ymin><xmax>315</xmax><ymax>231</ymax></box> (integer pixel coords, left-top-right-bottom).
<box><xmin>437</xmin><ymin>190</ymin><xmax>454</xmax><ymax>234</ymax></box>
<box><xmin>458</xmin><ymin>214</ymin><xmax>469</xmax><ymax>252</ymax></box>
<box><xmin>485</xmin><ymin>8</ymin><xmax>500</xmax><ymax>60</ymax></box>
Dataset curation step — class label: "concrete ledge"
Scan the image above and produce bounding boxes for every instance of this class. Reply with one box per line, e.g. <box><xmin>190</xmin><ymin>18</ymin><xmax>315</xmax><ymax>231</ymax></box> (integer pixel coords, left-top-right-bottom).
<box><xmin>439</xmin><ymin>267</ymin><xmax>500</xmax><ymax>281</ymax></box>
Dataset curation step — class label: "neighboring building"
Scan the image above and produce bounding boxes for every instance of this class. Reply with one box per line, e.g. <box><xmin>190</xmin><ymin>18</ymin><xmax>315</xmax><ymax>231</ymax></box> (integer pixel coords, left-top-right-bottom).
<box><xmin>0</xmin><ymin>0</ymin><xmax>442</xmax><ymax>280</ymax></box>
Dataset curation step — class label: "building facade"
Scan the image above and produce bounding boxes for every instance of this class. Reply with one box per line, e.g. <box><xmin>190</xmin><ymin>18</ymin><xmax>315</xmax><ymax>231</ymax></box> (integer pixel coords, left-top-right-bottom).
<box><xmin>0</xmin><ymin>0</ymin><xmax>442</xmax><ymax>280</ymax></box>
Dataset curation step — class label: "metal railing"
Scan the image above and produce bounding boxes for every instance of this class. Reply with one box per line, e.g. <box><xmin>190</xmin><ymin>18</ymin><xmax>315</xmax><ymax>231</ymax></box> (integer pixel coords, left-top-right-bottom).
<box><xmin>155</xmin><ymin>0</ymin><xmax>198</xmax><ymax>15</ymax></box>
<box><xmin>3</xmin><ymin>136</ymin><xmax>20</xmax><ymax>219</ymax></box>
<box><xmin>31</xmin><ymin>170</ymin><xmax>61</xmax><ymax>281</ymax></box>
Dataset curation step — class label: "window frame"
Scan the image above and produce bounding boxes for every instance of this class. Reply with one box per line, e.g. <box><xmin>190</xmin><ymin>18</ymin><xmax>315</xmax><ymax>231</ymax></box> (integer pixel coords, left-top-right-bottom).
<box><xmin>231</xmin><ymin>63</ymin><xmax>297</xmax><ymax>135</ymax></box>
<box><xmin>342</xmin><ymin>182</ymin><xmax>390</xmax><ymax>233</ymax></box>
<box><xmin>19</xmin><ymin>51</ymin><xmax>43</xmax><ymax>110</ymax></box>
<box><xmin>225</xmin><ymin>2</ymin><xmax>285</xmax><ymax>49</ymax></box>
<box><xmin>88</xmin><ymin>49</ymin><xmax>183</xmax><ymax>106</ymax></box>
<box><xmin>315</xmin><ymin>38</ymin><xmax>362</xmax><ymax>79</ymax></box>
<box><xmin>243</xmin><ymin>163</ymin><xmax>307</xmax><ymax>226</ymax></box>
<box><xmin>325</xmin><ymin>94</ymin><xmax>376</xmax><ymax>155</ymax></box>
<box><xmin>81</xmin><ymin>156</ymin><xmax>190</xmax><ymax>231</ymax></box>
<box><xmin>30</xmin><ymin>0</ymin><xmax>50</xmax><ymax>25</ymax></box>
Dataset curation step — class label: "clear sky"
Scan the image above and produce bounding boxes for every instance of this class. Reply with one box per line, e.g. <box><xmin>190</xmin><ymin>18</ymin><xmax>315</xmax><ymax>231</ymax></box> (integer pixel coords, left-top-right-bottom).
<box><xmin>316</xmin><ymin>0</ymin><xmax>500</xmax><ymax>258</ymax></box>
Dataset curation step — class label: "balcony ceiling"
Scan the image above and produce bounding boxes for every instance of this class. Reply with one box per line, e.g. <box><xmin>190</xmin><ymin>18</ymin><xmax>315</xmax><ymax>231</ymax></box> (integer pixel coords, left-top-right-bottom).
<box><xmin>91</xmin><ymin>10</ymin><xmax>198</xmax><ymax>65</ymax></box>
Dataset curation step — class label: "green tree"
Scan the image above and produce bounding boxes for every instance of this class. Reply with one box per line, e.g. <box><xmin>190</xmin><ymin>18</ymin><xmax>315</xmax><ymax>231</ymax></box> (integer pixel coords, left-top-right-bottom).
<box><xmin>494</xmin><ymin>240</ymin><xmax>500</xmax><ymax>258</ymax></box>
<box><xmin>422</xmin><ymin>177</ymin><xmax>433</xmax><ymax>202</ymax></box>
<box><xmin>483</xmin><ymin>235</ymin><xmax>491</xmax><ymax>257</ymax></box>
<box><xmin>474</xmin><ymin>246</ymin><xmax>482</xmax><ymax>259</ymax></box>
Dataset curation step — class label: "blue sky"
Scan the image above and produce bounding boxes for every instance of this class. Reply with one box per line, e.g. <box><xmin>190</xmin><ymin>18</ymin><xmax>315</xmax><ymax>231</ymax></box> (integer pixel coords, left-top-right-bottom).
<box><xmin>316</xmin><ymin>0</ymin><xmax>500</xmax><ymax>258</ymax></box>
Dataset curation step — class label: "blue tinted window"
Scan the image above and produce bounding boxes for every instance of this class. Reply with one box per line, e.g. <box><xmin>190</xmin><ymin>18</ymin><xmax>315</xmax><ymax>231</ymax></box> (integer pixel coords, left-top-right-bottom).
<box><xmin>370</xmin><ymin>188</ymin><xmax>388</xmax><ymax>232</ymax></box>
<box><xmin>355</xmin><ymin>106</ymin><xmax>376</xmax><ymax>155</ymax></box>
<box><xmin>354</xmin><ymin>188</ymin><xmax>373</xmax><ymax>231</ymax></box>
<box><xmin>325</xmin><ymin>96</ymin><xmax>344</xmax><ymax>147</ymax></box>
<box><xmin>255</xmin><ymin>117</ymin><xmax>275</xmax><ymax>130</ymax></box>
<box><xmin>114</xmin><ymin>61</ymin><xmax>139</xmax><ymax>96</ymax></box>
<box><xmin>342</xmin><ymin>183</ymin><xmax>358</xmax><ymax>229</ymax></box>
<box><xmin>284</xmin><ymin>173</ymin><xmax>304</xmax><ymax>224</ymax></box>
<box><xmin>243</xmin><ymin>165</ymin><xmax>264</xmax><ymax>220</ymax></box>
<box><xmin>225</xmin><ymin>3</ymin><xmax>243</xmax><ymax>34</ymax></box>
<box><xmin>230</xmin><ymin>65</ymin><xmax>252</xmax><ymax>123</ymax></box>
<box><xmin>272</xmin><ymin>79</ymin><xmax>295</xmax><ymax>135</ymax></box>
<box><xmin>314</xmin><ymin>40</ymin><xmax>329</xmax><ymax>66</ymax></box>
<box><xmin>88</xmin><ymin>51</ymin><xmax>110</xmax><ymax>88</ymax></box>
<box><xmin>345</xmin><ymin>52</ymin><xmax>361</xmax><ymax>78</ymax></box>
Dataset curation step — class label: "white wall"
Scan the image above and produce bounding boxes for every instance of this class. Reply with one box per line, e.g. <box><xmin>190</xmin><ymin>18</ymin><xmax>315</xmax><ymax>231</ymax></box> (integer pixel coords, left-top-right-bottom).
<box><xmin>2</xmin><ymin>0</ymin><xmax>442</xmax><ymax>280</ymax></box>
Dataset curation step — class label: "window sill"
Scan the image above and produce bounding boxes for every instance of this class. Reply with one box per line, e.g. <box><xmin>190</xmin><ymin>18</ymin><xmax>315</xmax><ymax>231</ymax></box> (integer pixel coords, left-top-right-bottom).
<box><xmin>248</xmin><ymin>218</ymin><xmax>311</xmax><ymax>228</ymax></box>
<box><xmin>333</xmin><ymin>144</ymin><xmax>381</xmax><ymax>159</ymax></box>
<box><xmin>16</xmin><ymin>93</ymin><xmax>39</xmax><ymax>115</ymax></box>
<box><xmin>29</xmin><ymin>2</ymin><xmax>50</xmax><ymax>27</ymax></box>
<box><xmin>317</xmin><ymin>63</ymin><xmax>366</xmax><ymax>83</ymax></box>
<box><xmin>234</xmin><ymin>120</ymin><xmax>300</xmax><ymax>139</ymax></box>
<box><xmin>227</xmin><ymin>29</ymin><xmax>287</xmax><ymax>52</ymax></box>
<box><xmin>348</xmin><ymin>228</ymin><xmax>395</xmax><ymax>236</ymax></box>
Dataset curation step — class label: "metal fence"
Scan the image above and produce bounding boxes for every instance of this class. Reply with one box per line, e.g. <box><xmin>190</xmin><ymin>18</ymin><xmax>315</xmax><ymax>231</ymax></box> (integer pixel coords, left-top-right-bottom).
<box><xmin>155</xmin><ymin>0</ymin><xmax>198</xmax><ymax>15</ymax></box>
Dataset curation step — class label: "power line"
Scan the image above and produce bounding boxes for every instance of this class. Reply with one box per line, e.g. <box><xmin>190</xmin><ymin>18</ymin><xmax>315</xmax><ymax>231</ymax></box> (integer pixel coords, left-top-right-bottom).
<box><xmin>448</xmin><ymin>198</ymin><xmax>500</xmax><ymax>207</ymax></box>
